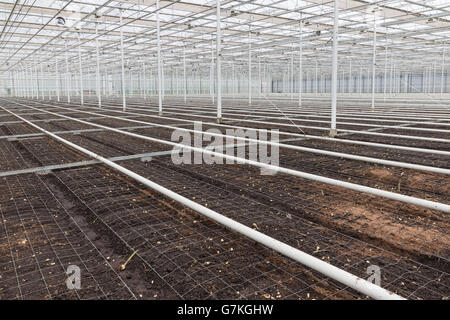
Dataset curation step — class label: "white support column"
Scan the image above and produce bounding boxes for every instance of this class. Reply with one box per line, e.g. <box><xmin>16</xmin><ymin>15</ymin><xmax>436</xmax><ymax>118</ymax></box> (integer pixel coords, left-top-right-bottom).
<box><xmin>232</xmin><ymin>62</ymin><xmax>235</xmax><ymax>96</ymax></box>
<box><xmin>119</xmin><ymin>10</ymin><xmax>126</xmax><ymax>111</ymax></box>
<box><xmin>27</xmin><ymin>64</ymin><xmax>32</xmax><ymax>99</ymax></box>
<box><xmin>12</xmin><ymin>71</ymin><xmax>16</xmax><ymax>97</ymax></box>
<box><xmin>175</xmin><ymin>67</ymin><xmax>178</xmax><ymax>96</ymax></box>
<box><xmin>371</xmin><ymin>11</ymin><xmax>377</xmax><ymax>111</ymax></box>
<box><xmin>384</xmin><ymin>40</ymin><xmax>388</xmax><ymax>101</ymax></box>
<box><xmin>349</xmin><ymin>60</ymin><xmax>352</xmax><ymax>94</ymax></box>
<box><xmin>9</xmin><ymin>71</ymin><xmax>14</xmax><ymax>97</ymax></box>
<box><xmin>157</xmin><ymin>0</ymin><xmax>163</xmax><ymax>115</ymax></box>
<box><xmin>95</xmin><ymin>22</ymin><xmax>102</xmax><ymax>108</ymax></box>
<box><xmin>143</xmin><ymin>62</ymin><xmax>147</xmax><ymax>100</ymax></box>
<box><xmin>258</xmin><ymin>54</ymin><xmax>261</xmax><ymax>96</ymax></box>
<box><xmin>422</xmin><ymin>68</ymin><xmax>425</xmax><ymax>93</ymax></box>
<box><xmin>248</xmin><ymin>27</ymin><xmax>252</xmax><ymax>105</ymax></box>
<box><xmin>47</xmin><ymin>64</ymin><xmax>51</xmax><ymax>100</ymax></box>
<box><xmin>152</xmin><ymin>66</ymin><xmax>154</xmax><ymax>97</ymax></box>
<box><xmin>298</xmin><ymin>20</ymin><xmax>303</xmax><ymax>106</ymax></box>
<box><xmin>330</xmin><ymin>0</ymin><xmax>339</xmax><ymax>137</ymax></box>
<box><xmin>64</xmin><ymin>41</ymin><xmax>71</xmax><ymax>103</ymax></box>
<box><xmin>216</xmin><ymin>0</ymin><xmax>222</xmax><ymax>123</ymax></box>
<box><xmin>25</xmin><ymin>66</ymin><xmax>30</xmax><ymax>98</ymax></box>
<box><xmin>315</xmin><ymin>58</ymin><xmax>318</xmax><ymax>95</ymax></box>
<box><xmin>390</xmin><ymin>55</ymin><xmax>394</xmax><ymax>95</ymax></box>
<box><xmin>55</xmin><ymin>57</ymin><xmax>60</xmax><ymax>102</ymax></box>
<box><xmin>263</xmin><ymin>61</ymin><xmax>266</xmax><ymax>94</ymax></box>
<box><xmin>290</xmin><ymin>48</ymin><xmax>294</xmax><ymax>100</ymax></box>
<box><xmin>183</xmin><ymin>46</ymin><xmax>187</xmax><ymax>104</ymax></box>
<box><xmin>33</xmin><ymin>59</ymin><xmax>39</xmax><ymax>99</ymax></box>
<box><xmin>19</xmin><ymin>69</ymin><xmax>23</xmax><ymax>98</ymax></box>
<box><xmin>40</xmin><ymin>62</ymin><xmax>45</xmax><ymax>100</ymax></box>
<box><xmin>77</xmin><ymin>33</ymin><xmax>84</xmax><ymax>105</ymax></box>
<box><xmin>441</xmin><ymin>45</ymin><xmax>445</xmax><ymax>96</ymax></box>
<box><xmin>210</xmin><ymin>38</ymin><xmax>214</xmax><ymax>103</ymax></box>
<box><xmin>14</xmin><ymin>71</ymin><xmax>18</xmax><ymax>97</ymax></box>
<box><xmin>433</xmin><ymin>59</ymin><xmax>437</xmax><ymax>94</ymax></box>
<box><xmin>28</xmin><ymin>66</ymin><xmax>32</xmax><ymax>98</ymax></box>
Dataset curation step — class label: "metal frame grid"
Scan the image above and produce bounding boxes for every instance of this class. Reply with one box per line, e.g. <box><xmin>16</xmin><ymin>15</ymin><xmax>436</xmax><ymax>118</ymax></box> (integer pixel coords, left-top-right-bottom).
<box><xmin>1</xmin><ymin>0</ymin><xmax>450</xmax><ymax>102</ymax></box>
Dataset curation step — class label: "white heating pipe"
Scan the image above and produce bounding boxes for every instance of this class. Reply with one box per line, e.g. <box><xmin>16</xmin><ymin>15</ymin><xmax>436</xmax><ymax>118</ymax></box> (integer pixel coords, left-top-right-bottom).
<box><xmin>22</xmin><ymin>101</ymin><xmax>450</xmax><ymax>175</ymax></box>
<box><xmin>27</xmin><ymin>99</ymin><xmax>450</xmax><ymax>156</ymax></box>
<box><xmin>8</xmin><ymin>102</ymin><xmax>450</xmax><ymax>214</ymax></box>
<box><xmin>110</xmin><ymin>106</ymin><xmax>450</xmax><ymax>143</ymax></box>
<box><xmin>116</xmin><ymin>103</ymin><xmax>450</xmax><ymax>134</ymax></box>
<box><xmin>1</xmin><ymin>105</ymin><xmax>406</xmax><ymax>300</ymax></box>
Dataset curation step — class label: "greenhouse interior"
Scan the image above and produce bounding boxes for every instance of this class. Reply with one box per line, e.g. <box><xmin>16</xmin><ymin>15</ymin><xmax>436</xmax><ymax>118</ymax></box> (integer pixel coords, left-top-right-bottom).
<box><xmin>0</xmin><ymin>0</ymin><xmax>449</xmax><ymax>302</ymax></box>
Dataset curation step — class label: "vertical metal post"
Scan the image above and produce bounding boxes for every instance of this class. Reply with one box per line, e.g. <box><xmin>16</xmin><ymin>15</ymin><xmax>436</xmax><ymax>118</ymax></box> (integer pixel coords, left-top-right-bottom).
<box><xmin>422</xmin><ymin>68</ymin><xmax>425</xmax><ymax>93</ymax></box>
<box><xmin>77</xmin><ymin>33</ymin><xmax>84</xmax><ymax>105</ymax></box>
<box><xmin>183</xmin><ymin>46</ymin><xmax>187</xmax><ymax>103</ymax></box>
<box><xmin>119</xmin><ymin>10</ymin><xmax>126</xmax><ymax>111</ymax></box>
<box><xmin>211</xmin><ymin>38</ymin><xmax>214</xmax><ymax>103</ymax></box>
<box><xmin>433</xmin><ymin>59</ymin><xmax>437</xmax><ymax>94</ymax></box>
<box><xmin>9</xmin><ymin>71</ymin><xmax>14</xmax><ymax>97</ymax></box>
<box><xmin>290</xmin><ymin>48</ymin><xmax>294</xmax><ymax>100</ymax></box>
<box><xmin>157</xmin><ymin>0</ymin><xmax>163</xmax><ymax>115</ymax></box>
<box><xmin>175</xmin><ymin>67</ymin><xmax>178</xmax><ymax>96</ymax></box>
<box><xmin>232</xmin><ymin>62</ymin><xmax>235</xmax><ymax>96</ymax></box>
<box><xmin>30</xmin><ymin>65</ymin><xmax>33</xmax><ymax>98</ymax></box>
<box><xmin>216</xmin><ymin>0</ymin><xmax>222</xmax><ymax>123</ymax></box>
<box><xmin>95</xmin><ymin>22</ymin><xmax>102</xmax><ymax>108</ymax></box>
<box><xmin>371</xmin><ymin>11</ymin><xmax>377</xmax><ymax>111</ymax></box>
<box><xmin>263</xmin><ymin>60</ymin><xmax>266</xmax><ymax>94</ymax></box>
<box><xmin>298</xmin><ymin>19</ymin><xmax>303</xmax><ymax>106</ymax></box>
<box><xmin>55</xmin><ymin>57</ymin><xmax>60</xmax><ymax>102</ymax></box>
<box><xmin>390</xmin><ymin>55</ymin><xmax>394</xmax><ymax>95</ymax></box>
<box><xmin>349</xmin><ymin>60</ymin><xmax>352</xmax><ymax>94</ymax></box>
<box><xmin>359</xmin><ymin>66</ymin><xmax>362</xmax><ymax>94</ymax></box>
<box><xmin>330</xmin><ymin>0</ymin><xmax>339</xmax><ymax>137</ymax></box>
<box><xmin>20</xmin><ymin>69</ymin><xmax>23</xmax><ymax>98</ymax></box>
<box><xmin>40</xmin><ymin>62</ymin><xmax>45</xmax><ymax>100</ymax></box>
<box><xmin>64</xmin><ymin>41</ymin><xmax>71</xmax><ymax>103</ymax></box>
<box><xmin>258</xmin><ymin>55</ymin><xmax>261</xmax><ymax>95</ymax></box>
<box><xmin>47</xmin><ymin>63</ymin><xmax>51</xmax><ymax>100</ymax></box>
<box><xmin>25</xmin><ymin>66</ymin><xmax>29</xmax><ymax>98</ymax></box>
<box><xmin>28</xmin><ymin>64</ymin><xmax>33</xmax><ymax>99</ymax></box>
<box><xmin>248</xmin><ymin>26</ymin><xmax>252</xmax><ymax>105</ymax></box>
<box><xmin>315</xmin><ymin>58</ymin><xmax>318</xmax><ymax>95</ymax></box>
<box><xmin>162</xmin><ymin>57</ymin><xmax>165</xmax><ymax>100</ymax></box>
<box><xmin>367</xmin><ymin>68</ymin><xmax>370</xmax><ymax>94</ymax></box>
<box><xmin>33</xmin><ymin>61</ymin><xmax>38</xmax><ymax>99</ymax></box>
<box><xmin>441</xmin><ymin>45</ymin><xmax>446</xmax><ymax>96</ymax></box>
<box><xmin>384</xmin><ymin>41</ymin><xmax>388</xmax><ymax>101</ymax></box>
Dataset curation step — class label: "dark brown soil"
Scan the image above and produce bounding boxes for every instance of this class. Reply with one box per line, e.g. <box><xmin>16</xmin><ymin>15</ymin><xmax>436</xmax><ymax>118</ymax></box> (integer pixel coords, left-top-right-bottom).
<box><xmin>0</xmin><ymin>97</ymin><xmax>448</xmax><ymax>300</ymax></box>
